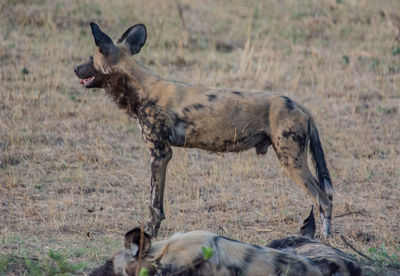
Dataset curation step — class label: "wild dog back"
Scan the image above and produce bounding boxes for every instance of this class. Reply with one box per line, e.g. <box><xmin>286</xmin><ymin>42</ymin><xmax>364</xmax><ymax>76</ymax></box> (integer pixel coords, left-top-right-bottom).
<box><xmin>90</xmin><ymin>227</ymin><xmax>359</xmax><ymax>276</ymax></box>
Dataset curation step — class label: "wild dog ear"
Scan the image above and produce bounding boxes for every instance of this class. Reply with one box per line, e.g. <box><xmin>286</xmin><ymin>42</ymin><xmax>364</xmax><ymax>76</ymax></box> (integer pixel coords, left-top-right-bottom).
<box><xmin>117</xmin><ymin>24</ymin><xmax>147</xmax><ymax>55</ymax></box>
<box><xmin>124</xmin><ymin>227</ymin><xmax>152</xmax><ymax>257</ymax></box>
<box><xmin>300</xmin><ymin>206</ymin><xmax>316</xmax><ymax>239</ymax></box>
<box><xmin>90</xmin><ymin>22</ymin><xmax>117</xmax><ymax>56</ymax></box>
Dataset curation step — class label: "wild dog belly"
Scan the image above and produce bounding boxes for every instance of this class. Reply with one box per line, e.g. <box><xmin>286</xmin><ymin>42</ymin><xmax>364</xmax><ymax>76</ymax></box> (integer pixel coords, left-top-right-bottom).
<box><xmin>168</xmin><ymin>102</ymin><xmax>272</xmax><ymax>154</ymax></box>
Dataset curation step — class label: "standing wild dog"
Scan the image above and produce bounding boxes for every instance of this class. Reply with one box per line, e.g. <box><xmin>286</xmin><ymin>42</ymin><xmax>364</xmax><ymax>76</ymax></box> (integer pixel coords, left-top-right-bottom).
<box><xmin>74</xmin><ymin>23</ymin><xmax>334</xmax><ymax>237</ymax></box>
<box><xmin>89</xmin><ymin>211</ymin><xmax>361</xmax><ymax>276</ymax></box>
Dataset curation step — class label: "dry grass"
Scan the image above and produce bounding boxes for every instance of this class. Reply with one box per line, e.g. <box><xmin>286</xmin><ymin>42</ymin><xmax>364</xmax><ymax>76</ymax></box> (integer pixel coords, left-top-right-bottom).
<box><xmin>1</xmin><ymin>0</ymin><xmax>399</xmax><ymax>274</ymax></box>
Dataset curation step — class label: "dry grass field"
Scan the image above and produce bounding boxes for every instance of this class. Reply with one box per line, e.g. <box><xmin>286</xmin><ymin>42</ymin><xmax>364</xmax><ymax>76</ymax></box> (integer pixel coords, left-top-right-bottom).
<box><xmin>1</xmin><ymin>0</ymin><xmax>400</xmax><ymax>274</ymax></box>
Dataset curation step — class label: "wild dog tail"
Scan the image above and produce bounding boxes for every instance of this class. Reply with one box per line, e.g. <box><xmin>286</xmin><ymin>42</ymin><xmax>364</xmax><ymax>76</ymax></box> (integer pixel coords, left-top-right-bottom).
<box><xmin>308</xmin><ymin>118</ymin><xmax>333</xmax><ymax>200</ymax></box>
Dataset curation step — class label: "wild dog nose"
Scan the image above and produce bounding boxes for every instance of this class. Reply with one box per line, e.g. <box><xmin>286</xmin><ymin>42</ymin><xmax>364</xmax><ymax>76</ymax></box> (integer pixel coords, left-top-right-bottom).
<box><xmin>74</xmin><ymin>67</ymin><xmax>78</xmax><ymax>74</ymax></box>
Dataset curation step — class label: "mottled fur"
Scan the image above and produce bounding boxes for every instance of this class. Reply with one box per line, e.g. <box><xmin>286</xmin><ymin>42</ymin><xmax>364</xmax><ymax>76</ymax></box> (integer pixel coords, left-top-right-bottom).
<box><xmin>90</xmin><ymin>212</ymin><xmax>361</xmax><ymax>276</ymax></box>
<box><xmin>74</xmin><ymin>23</ymin><xmax>334</xmax><ymax>237</ymax></box>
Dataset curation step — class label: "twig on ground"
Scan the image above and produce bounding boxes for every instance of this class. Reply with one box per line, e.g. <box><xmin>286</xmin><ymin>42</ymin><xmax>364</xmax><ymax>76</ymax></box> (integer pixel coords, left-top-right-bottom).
<box><xmin>335</xmin><ymin>210</ymin><xmax>366</xmax><ymax>218</ymax></box>
<box><xmin>340</xmin><ymin>235</ymin><xmax>373</xmax><ymax>262</ymax></box>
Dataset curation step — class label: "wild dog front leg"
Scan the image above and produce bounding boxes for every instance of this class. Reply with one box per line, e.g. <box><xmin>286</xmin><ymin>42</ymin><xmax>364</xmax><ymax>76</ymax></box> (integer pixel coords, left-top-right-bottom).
<box><xmin>138</xmin><ymin>101</ymin><xmax>172</xmax><ymax>237</ymax></box>
<box><xmin>148</xmin><ymin>147</ymin><xmax>172</xmax><ymax>237</ymax></box>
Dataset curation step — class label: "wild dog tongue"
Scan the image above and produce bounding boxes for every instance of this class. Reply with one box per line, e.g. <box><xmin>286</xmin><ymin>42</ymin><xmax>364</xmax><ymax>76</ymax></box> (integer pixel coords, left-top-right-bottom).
<box><xmin>80</xmin><ymin>79</ymin><xmax>84</xmax><ymax>85</ymax></box>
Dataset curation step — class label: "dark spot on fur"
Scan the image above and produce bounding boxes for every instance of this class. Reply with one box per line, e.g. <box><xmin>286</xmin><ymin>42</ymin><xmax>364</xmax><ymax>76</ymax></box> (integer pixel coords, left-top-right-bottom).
<box><xmin>158</xmin><ymin>264</ymin><xmax>174</xmax><ymax>275</ymax></box>
<box><xmin>90</xmin><ymin>260</ymin><xmax>115</xmax><ymax>276</ymax></box>
<box><xmin>293</xmin><ymin>157</ymin><xmax>302</xmax><ymax>169</ymax></box>
<box><xmin>241</xmin><ymin>248</ymin><xmax>256</xmax><ymax>273</ymax></box>
<box><xmin>282</xmin><ymin>130</ymin><xmax>307</xmax><ymax>152</ymax></box>
<box><xmin>105</xmin><ymin>73</ymin><xmax>143</xmax><ymax>116</ymax></box>
<box><xmin>232</xmin><ymin>91</ymin><xmax>244</xmax><ymax>97</ymax></box>
<box><xmin>251</xmin><ymin>244</ymin><xmax>263</xmax><ymax>250</ymax></box>
<box><xmin>345</xmin><ymin>260</ymin><xmax>361</xmax><ymax>276</ymax></box>
<box><xmin>314</xmin><ymin>258</ymin><xmax>340</xmax><ymax>275</ymax></box>
<box><xmin>277</xmin><ymin>258</ymin><xmax>288</xmax><ymax>266</ymax></box>
<box><xmin>183</xmin><ymin>107</ymin><xmax>190</xmax><ymax>113</ymax></box>
<box><xmin>207</xmin><ymin>94</ymin><xmax>217</xmax><ymax>101</ymax></box>
<box><xmin>227</xmin><ymin>265</ymin><xmax>242</xmax><ymax>275</ymax></box>
<box><xmin>192</xmin><ymin>103</ymin><xmax>204</xmax><ymax>110</ymax></box>
<box><xmin>282</xmin><ymin>96</ymin><xmax>294</xmax><ymax>110</ymax></box>
<box><xmin>292</xmin><ymin>260</ymin><xmax>307</xmax><ymax>274</ymax></box>
<box><xmin>255</xmin><ymin>135</ymin><xmax>272</xmax><ymax>155</ymax></box>
<box><xmin>267</xmin><ymin>236</ymin><xmax>316</xmax><ymax>250</ymax></box>
<box><xmin>214</xmin><ymin>236</ymin><xmax>241</xmax><ymax>245</ymax></box>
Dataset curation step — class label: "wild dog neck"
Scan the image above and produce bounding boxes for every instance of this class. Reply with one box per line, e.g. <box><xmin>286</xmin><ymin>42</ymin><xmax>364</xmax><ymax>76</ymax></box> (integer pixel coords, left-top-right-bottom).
<box><xmin>105</xmin><ymin>56</ymin><xmax>161</xmax><ymax>116</ymax></box>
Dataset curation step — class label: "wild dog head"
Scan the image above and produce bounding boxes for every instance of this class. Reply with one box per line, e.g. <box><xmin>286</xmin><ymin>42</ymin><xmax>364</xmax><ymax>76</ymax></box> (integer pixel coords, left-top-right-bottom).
<box><xmin>90</xmin><ymin>227</ymin><xmax>156</xmax><ymax>276</ymax></box>
<box><xmin>74</xmin><ymin>23</ymin><xmax>147</xmax><ymax>88</ymax></box>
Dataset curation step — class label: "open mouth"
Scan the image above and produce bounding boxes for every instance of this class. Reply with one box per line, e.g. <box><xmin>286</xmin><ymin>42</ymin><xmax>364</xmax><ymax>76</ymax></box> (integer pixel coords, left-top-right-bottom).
<box><xmin>80</xmin><ymin>76</ymin><xmax>95</xmax><ymax>87</ymax></box>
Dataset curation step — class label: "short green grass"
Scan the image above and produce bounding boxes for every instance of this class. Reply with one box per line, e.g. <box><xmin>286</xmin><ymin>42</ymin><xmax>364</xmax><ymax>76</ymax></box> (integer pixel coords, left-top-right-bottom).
<box><xmin>0</xmin><ymin>251</ymin><xmax>86</xmax><ymax>275</ymax></box>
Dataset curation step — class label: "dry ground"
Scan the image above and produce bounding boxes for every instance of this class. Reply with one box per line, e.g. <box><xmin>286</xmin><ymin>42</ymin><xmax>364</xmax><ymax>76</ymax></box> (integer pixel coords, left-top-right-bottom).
<box><xmin>1</xmin><ymin>0</ymin><xmax>400</xmax><ymax>274</ymax></box>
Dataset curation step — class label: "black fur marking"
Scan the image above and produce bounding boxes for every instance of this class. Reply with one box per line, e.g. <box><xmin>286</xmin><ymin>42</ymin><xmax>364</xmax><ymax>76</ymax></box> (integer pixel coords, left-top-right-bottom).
<box><xmin>231</xmin><ymin>91</ymin><xmax>244</xmax><ymax>97</ymax></box>
<box><xmin>282</xmin><ymin>130</ymin><xmax>307</xmax><ymax>152</ymax></box>
<box><xmin>192</xmin><ymin>103</ymin><xmax>204</xmax><ymax>110</ymax></box>
<box><xmin>170</xmin><ymin>112</ymin><xmax>195</xmax><ymax>127</ymax></box>
<box><xmin>214</xmin><ymin>235</ymin><xmax>239</xmax><ymax>244</ymax></box>
<box><xmin>158</xmin><ymin>255</ymin><xmax>207</xmax><ymax>276</ymax></box>
<box><xmin>345</xmin><ymin>260</ymin><xmax>361</xmax><ymax>276</ymax></box>
<box><xmin>282</xmin><ymin>96</ymin><xmax>294</xmax><ymax>110</ymax></box>
<box><xmin>283</xmin><ymin>258</ymin><xmax>307</xmax><ymax>275</ymax></box>
<box><xmin>137</xmin><ymin>101</ymin><xmax>172</xmax><ymax>158</ymax></box>
<box><xmin>213</xmin><ymin>235</ymin><xmax>261</xmax><ymax>248</ymax></box>
<box><xmin>90</xmin><ymin>260</ymin><xmax>115</xmax><ymax>276</ymax></box>
<box><xmin>227</xmin><ymin>265</ymin><xmax>243</xmax><ymax>275</ymax></box>
<box><xmin>308</xmin><ymin>120</ymin><xmax>332</xmax><ymax>194</ymax></box>
<box><xmin>241</xmin><ymin>247</ymin><xmax>256</xmax><ymax>273</ymax></box>
<box><xmin>273</xmin><ymin>254</ymin><xmax>285</xmax><ymax>276</ymax></box>
<box><xmin>267</xmin><ymin>236</ymin><xmax>316</xmax><ymax>250</ymax></box>
<box><xmin>105</xmin><ymin>72</ymin><xmax>142</xmax><ymax>116</ymax></box>
<box><xmin>207</xmin><ymin>94</ymin><xmax>217</xmax><ymax>101</ymax></box>
<box><xmin>314</xmin><ymin>258</ymin><xmax>340</xmax><ymax>275</ymax></box>
<box><xmin>251</xmin><ymin>244</ymin><xmax>263</xmax><ymax>250</ymax></box>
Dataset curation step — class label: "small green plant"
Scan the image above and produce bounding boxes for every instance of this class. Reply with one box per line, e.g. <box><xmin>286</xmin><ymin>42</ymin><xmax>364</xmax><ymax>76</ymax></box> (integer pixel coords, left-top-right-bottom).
<box><xmin>0</xmin><ymin>255</ymin><xmax>11</xmax><ymax>272</ymax></box>
<box><xmin>392</xmin><ymin>47</ymin><xmax>400</xmax><ymax>56</ymax></box>
<box><xmin>202</xmin><ymin>246</ymin><xmax>214</xmax><ymax>260</ymax></box>
<box><xmin>0</xmin><ymin>250</ymin><xmax>87</xmax><ymax>276</ymax></box>
<box><xmin>368</xmin><ymin>243</ymin><xmax>400</xmax><ymax>272</ymax></box>
<box><xmin>21</xmin><ymin>67</ymin><xmax>29</xmax><ymax>75</ymax></box>
<box><xmin>342</xmin><ymin>55</ymin><xmax>349</xmax><ymax>65</ymax></box>
<box><xmin>139</xmin><ymin>267</ymin><xmax>149</xmax><ymax>276</ymax></box>
<box><xmin>47</xmin><ymin>250</ymin><xmax>87</xmax><ymax>274</ymax></box>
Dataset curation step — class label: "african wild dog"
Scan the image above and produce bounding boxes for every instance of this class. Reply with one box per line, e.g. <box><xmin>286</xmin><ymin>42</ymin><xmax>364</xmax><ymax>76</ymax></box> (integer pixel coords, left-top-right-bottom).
<box><xmin>89</xmin><ymin>211</ymin><xmax>361</xmax><ymax>276</ymax></box>
<box><xmin>74</xmin><ymin>23</ymin><xmax>334</xmax><ymax>237</ymax></box>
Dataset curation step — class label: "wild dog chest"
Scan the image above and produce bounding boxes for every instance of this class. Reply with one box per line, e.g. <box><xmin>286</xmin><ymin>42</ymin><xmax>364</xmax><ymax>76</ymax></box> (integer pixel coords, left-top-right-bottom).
<box><xmin>137</xmin><ymin>101</ymin><xmax>170</xmax><ymax>142</ymax></box>
<box><xmin>137</xmin><ymin>100</ymin><xmax>193</xmax><ymax>148</ymax></box>
<box><xmin>136</xmin><ymin>101</ymin><xmax>177</xmax><ymax>158</ymax></box>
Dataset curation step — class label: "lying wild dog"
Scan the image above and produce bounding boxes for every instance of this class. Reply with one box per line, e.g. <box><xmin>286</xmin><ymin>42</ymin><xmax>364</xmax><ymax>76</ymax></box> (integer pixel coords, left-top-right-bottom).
<box><xmin>74</xmin><ymin>23</ymin><xmax>334</xmax><ymax>237</ymax></box>
<box><xmin>267</xmin><ymin>207</ymin><xmax>361</xmax><ymax>276</ymax></box>
<box><xmin>89</xmin><ymin>210</ymin><xmax>360</xmax><ymax>276</ymax></box>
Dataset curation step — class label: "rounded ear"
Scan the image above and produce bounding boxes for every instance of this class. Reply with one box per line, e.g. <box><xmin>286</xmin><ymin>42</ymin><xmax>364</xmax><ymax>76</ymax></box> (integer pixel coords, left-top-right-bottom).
<box><xmin>124</xmin><ymin>227</ymin><xmax>152</xmax><ymax>257</ymax></box>
<box><xmin>90</xmin><ymin>22</ymin><xmax>117</xmax><ymax>56</ymax></box>
<box><xmin>117</xmin><ymin>24</ymin><xmax>147</xmax><ymax>55</ymax></box>
<box><xmin>300</xmin><ymin>205</ymin><xmax>316</xmax><ymax>239</ymax></box>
